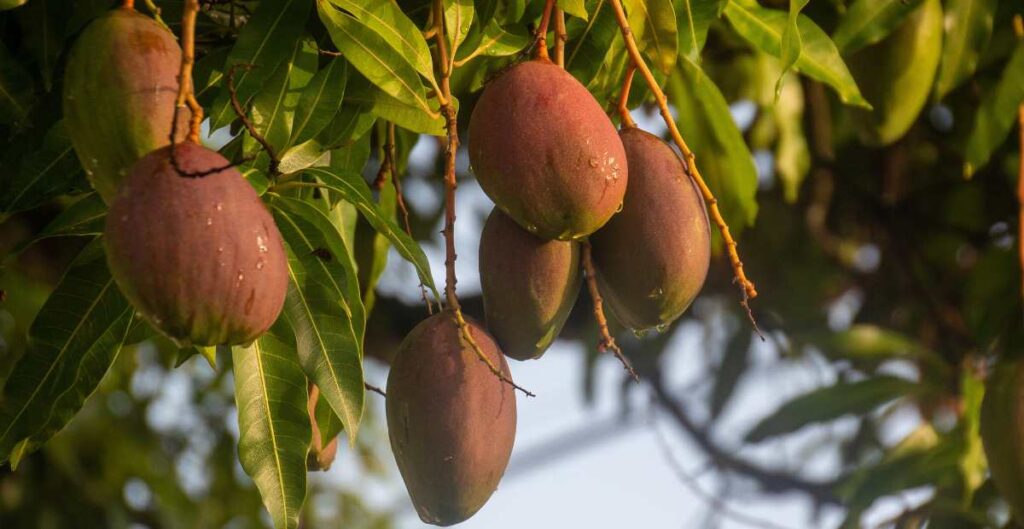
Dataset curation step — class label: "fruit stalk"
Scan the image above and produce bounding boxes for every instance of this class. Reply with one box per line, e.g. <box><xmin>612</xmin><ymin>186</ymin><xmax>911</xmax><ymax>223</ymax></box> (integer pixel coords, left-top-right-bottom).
<box><xmin>1019</xmin><ymin>104</ymin><xmax>1023</xmax><ymax>301</ymax></box>
<box><xmin>122</xmin><ymin>0</ymin><xmax>134</xmax><ymax>9</ymax></box>
<box><xmin>581</xmin><ymin>241</ymin><xmax>637</xmax><ymax>380</ymax></box>
<box><xmin>554</xmin><ymin>8</ymin><xmax>567</xmax><ymax>67</ymax></box>
<box><xmin>617</xmin><ymin>65</ymin><xmax>637</xmax><ymax>127</ymax></box>
<box><xmin>606</xmin><ymin>0</ymin><xmax>760</xmax><ymax>318</ymax></box>
<box><xmin>534</xmin><ymin>0</ymin><xmax>555</xmax><ymax>60</ymax></box>
<box><xmin>172</xmin><ymin>0</ymin><xmax>202</xmax><ymax>144</ymax></box>
<box><xmin>432</xmin><ymin>0</ymin><xmax>533</xmax><ymax>397</ymax></box>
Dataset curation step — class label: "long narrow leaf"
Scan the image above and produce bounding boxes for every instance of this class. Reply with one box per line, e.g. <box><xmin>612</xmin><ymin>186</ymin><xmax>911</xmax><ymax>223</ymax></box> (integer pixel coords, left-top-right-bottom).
<box><xmin>233</xmin><ymin>320</ymin><xmax>311</xmax><ymax>529</ymax></box>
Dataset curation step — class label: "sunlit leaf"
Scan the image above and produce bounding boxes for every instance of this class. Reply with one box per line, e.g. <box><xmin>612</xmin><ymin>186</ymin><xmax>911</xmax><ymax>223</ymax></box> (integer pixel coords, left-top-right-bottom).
<box><xmin>317</xmin><ymin>2</ymin><xmax>436</xmax><ymax>117</ymax></box>
<box><xmin>775</xmin><ymin>0</ymin><xmax>809</xmax><ymax>99</ymax></box>
<box><xmin>558</xmin><ymin>0</ymin><xmax>588</xmax><ymax>20</ymax></box>
<box><xmin>0</xmin><ymin>0</ymin><xmax>28</xmax><ymax>10</ymax></box>
<box><xmin>302</xmin><ymin>167</ymin><xmax>441</xmax><ymax>301</ymax></box>
<box><xmin>273</xmin><ymin>197</ymin><xmax>365</xmax><ymax>444</ymax></box>
<box><xmin>964</xmin><ymin>41</ymin><xmax>1024</xmax><ymax>176</ymax></box>
<box><xmin>325</xmin><ymin>0</ymin><xmax>438</xmax><ymax>88</ymax></box>
<box><xmin>666</xmin><ymin>56</ymin><xmax>758</xmax><ymax>230</ymax></box>
<box><xmin>250</xmin><ymin>40</ymin><xmax>318</xmax><ymax>158</ymax></box>
<box><xmin>676</xmin><ymin>0</ymin><xmax>723</xmax><ymax>60</ymax></box>
<box><xmin>934</xmin><ymin>0</ymin><xmax>998</xmax><ymax>101</ymax></box>
<box><xmin>0</xmin><ymin>239</ymin><xmax>133</xmax><ymax>466</ymax></box>
<box><xmin>745</xmin><ymin>376</ymin><xmax>923</xmax><ymax>443</ymax></box>
<box><xmin>208</xmin><ymin>0</ymin><xmax>311</xmax><ymax>130</ymax></box>
<box><xmin>445</xmin><ymin>0</ymin><xmax>475</xmax><ymax>61</ymax></box>
<box><xmin>233</xmin><ymin>319</ymin><xmax>311</xmax><ymax>529</ymax></box>
<box><xmin>625</xmin><ymin>0</ymin><xmax>677</xmax><ymax>74</ymax></box>
<box><xmin>831</xmin><ymin>0</ymin><xmax>925</xmax><ymax>54</ymax></box>
<box><xmin>289</xmin><ymin>59</ymin><xmax>349</xmax><ymax>149</ymax></box>
<box><xmin>724</xmin><ymin>0</ymin><xmax>870</xmax><ymax>108</ymax></box>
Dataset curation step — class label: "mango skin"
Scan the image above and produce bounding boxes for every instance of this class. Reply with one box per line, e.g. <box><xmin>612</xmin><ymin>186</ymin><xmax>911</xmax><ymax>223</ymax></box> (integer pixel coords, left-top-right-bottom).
<box><xmin>386</xmin><ymin>311</ymin><xmax>516</xmax><ymax>526</ymax></box>
<box><xmin>848</xmin><ymin>0</ymin><xmax>942</xmax><ymax>146</ymax></box>
<box><xmin>64</xmin><ymin>7</ymin><xmax>188</xmax><ymax>203</ymax></box>
<box><xmin>589</xmin><ymin>127</ymin><xmax>710</xmax><ymax>331</ymax></box>
<box><xmin>479</xmin><ymin>208</ymin><xmax>581</xmax><ymax>360</ymax></box>
<box><xmin>467</xmin><ymin>60</ymin><xmax>627</xmax><ymax>241</ymax></box>
<box><xmin>980</xmin><ymin>358</ymin><xmax>1024</xmax><ymax>523</ymax></box>
<box><xmin>104</xmin><ymin>143</ymin><xmax>288</xmax><ymax>346</ymax></box>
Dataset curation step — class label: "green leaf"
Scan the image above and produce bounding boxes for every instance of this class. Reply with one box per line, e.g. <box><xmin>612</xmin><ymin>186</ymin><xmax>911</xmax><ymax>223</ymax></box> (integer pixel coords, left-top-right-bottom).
<box><xmin>456</xmin><ymin>20</ymin><xmax>531</xmax><ymax>63</ymax></box>
<box><xmin>289</xmin><ymin>59</ymin><xmax>349</xmax><ymax>149</ymax></box>
<box><xmin>0</xmin><ymin>239</ymin><xmax>134</xmax><ymax>465</ymax></box>
<box><xmin>317</xmin><ymin>2</ymin><xmax>437</xmax><ymax>117</ymax></box>
<box><xmin>934</xmin><ymin>0</ymin><xmax>998</xmax><ymax>101</ymax></box>
<box><xmin>710</xmin><ymin>330</ymin><xmax>752</xmax><ymax>419</ymax></box>
<box><xmin>625</xmin><ymin>0</ymin><xmax>677</xmax><ymax>74</ymax></box>
<box><xmin>250</xmin><ymin>39</ymin><xmax>318</xmax><ymax>155</ymax></box>
<box><xmin>558</xmin><ymin>0</ymin><xmax>588</xmax><ymax>20</ymax></box>
<box><xmin>346</xmin><ymin>76</ymin><xmax>449</xmax><ymax>136</ymax></box>
<box><xmin>232</xmin><ymin>320</ymin><xmax>311</xmax><ymax>529</ymax></box>
<box><xmin>16</xmin><ymin>0</ymin><xmax>65</xmax><ymax>92</ymax></box>
<box><xmin>278</xmin><ymin>140</ymin><xmax>332</xmax><ymax>175</ymax></box>
<box><xmin>745</xmin><ymin>376</ymin><xmax>923</xmax><ymax>443</ymax></box>
<box><xmin>0</xmin><ymin>121</ymin><xmax>86</xmax><ymax>214</ymax></box>
<box><xmin>831</xmin><ymin>0</ymin><xmax>925</xmax><ymax>54</ymax></box>
<box><xmin>0</xmin><ymin>39</ymin><xmax>33</xmax><ymax>126</ymax></box>
<box><xmin>208</xmin><ymin>0</ymin><xmax>312</xmax><ymax>130</ymax></box>
<box><xmin>8</xmin><ymin>193</ymin><xmax>106</xmax><ymax>256</ymax></box>
<box><xmin>325</xmin><ymin>0</ymin><xmax>438</xmax><ymax>89</ymax></box>
<box><xmin>838</xmin><ymin>432</ymin><xmax>961</xmax><ymax>508</ymax></box>
<box><xmin>805</xmin><ymin>324</ymin><xmax>949</xmax><ymax>379</ymax></box>
<box><xmin>0</xmin><ymin>0</ymin><xmax>28</xmax><ymax>10</ymax></box>
<box><xmin>445</xmin><ymin>0</ymin><xmax>475</xmax><ymax>62</ymax></box>
<box><xmin>676</xmin><ymin>0</ymin><xmax>723</xmax><ymax>60</ymax></box>
<box><xmin>273</xmin><ymin>197</ymin><xmax>365</xmax><ymax>444</ymax></box>
<box><xmin>302</xmin><ymin>167</ymin><xmax>440</xmax><ymax>300</ymax></box>
<box><xmin>565</xmin><ymin>0</ymin><xmax>619</xmax><ymax>81</ymax></box>
<box><xmin>666</xmin><ymin>56</ymin><xmax>758</xmax><ymax>229</ymax></box>
<box><xmin>724</xmin><ymin>0</ymin><xmax>870</xmax><ymax>108</ymax></box>
<box><xmin>776</xmin><ymin>0</ymin><xmax>809</xmax><ymax>99</ymax></box>
<box><xmin>964</xmin><ymin>41</ymin><xmax>1024</xmax><ymax>176</ymax></box>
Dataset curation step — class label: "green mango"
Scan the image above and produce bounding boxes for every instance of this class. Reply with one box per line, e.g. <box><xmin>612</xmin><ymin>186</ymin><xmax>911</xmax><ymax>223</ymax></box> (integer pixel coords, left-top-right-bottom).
<box><xmin>479</xmin><ymin>208</ymin><xmax>581</xmax><ymax>361</ymax></box>
<box><xmin>63</xmin><ymin>7</ymin><xmax>188</xmax><ymax>203</ymax></box>
<box><xmin>848</xmin><ymin>0</ymin><xmax>943</xmax><ymax>146</ymax></box>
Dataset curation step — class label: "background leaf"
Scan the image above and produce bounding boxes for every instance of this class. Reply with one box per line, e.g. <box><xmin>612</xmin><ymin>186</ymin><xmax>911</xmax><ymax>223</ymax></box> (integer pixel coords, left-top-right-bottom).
<box><xmin>0</xmin><ymin>121</ymin><xmax>86</xmax><ymax>214</ymax></box>
<box><xmin>676</xmin><ymin>0</ymin><xmax>723</xmax><ymax>61</ymax></box>
<box><xmin>0</xmin><ymin>239</ymin><xmax>133</xmax><ymax>465</ymax></box>
<box><xmin>289</xmin><ymin>59</ymin><xmax>349</xmax><ymax>149</ymax></box>
<box><xmin>625</xmin><ymin>0</ymin><xmax>677</xmax><ymax>74</ymax></box>
<box><xmin>0</xmin><ymin>40</ymin><xmax>34</xmax><ymax>125</ymax></box>
<box><xmin>933</xmin><ymin>0</ymin><xmax>998</xmax><ymax>101</ymax></box>
<box><xmin>964</xmin><ymin>41</ymin><xmax>1024</xmax><ymax>176</ymax></box>
<box><xmin>831</xmin><ymin>0</ymin><xmax>925</xmax><ymax>54</ymax></box>
<box><xmin>232</xmin><ymin>320</ymin><xmax>311</xmax><ymax>529</ymax></box>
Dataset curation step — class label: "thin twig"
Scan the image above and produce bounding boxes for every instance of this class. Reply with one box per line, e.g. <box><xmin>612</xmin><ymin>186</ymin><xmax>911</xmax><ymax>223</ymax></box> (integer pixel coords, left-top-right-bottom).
<box><xmin>534</xmin><ymin>0</ymin><xmax>556</xmax><ymax>60</ymax></box>
<box><xmin>606</xmin><ymin>0</ymin><xmax>761</xmax><ymax>335</ymax></box>
<box><xmin>581</xmin><ymin>241</ymin><xmax>638</xmax><ymax>381</ymax></box>
<box><xmin>617</xmin><ymin>65</ymin><xmax>637</xmax><ymax>127</ymax></box>
<box><xmin>384</xmin><ymin>122</ymin><xmax>435</xmax><ymax>314</ymax></box>
<box><xmin>364</xmin><ymin>382</ymin><xmax>386</xmax><ymax>397</ymax></box>
<box><xmin>554</xmin><ymin>8</ymin><xmax>567</xmax><ymax>67</ymax></box>
<box><xmin>651</xmin><ymin>419</ymin><xmax>802</xmax><ymax>529</ymax></box>
<box><xmin>432</xmin><ymin>0</ymin><xmax>533</xmax><ymax>397</ymax></box>
<box><xmin>648</xmin><ymin>375</ymin><xmax>841</xmax><ymax>506</ymax></box>
<box><xmin>1018</xmin><ymin>104</ymin><xmax>1023</xmax><ymax>302</ymax></box>
<box><xmin>226</xmin><ymin>63</ymin><xmax>280</xmax><ymax>176</ymax></box>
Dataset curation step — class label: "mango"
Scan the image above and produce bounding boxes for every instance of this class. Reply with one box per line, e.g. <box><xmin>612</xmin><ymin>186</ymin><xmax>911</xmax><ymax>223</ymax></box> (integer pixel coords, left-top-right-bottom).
<box><xmin>64</xmin><ymin>7</ymin><xmax>188</xmax><ymax>202</ymax></box>
<box><xmin>104</xmin><ymin>143</ymin><xmax>288</xmax><ymax>346</ymax></box>
<box><xmin>589</xmin><ymin>127</ymin><xmax>710</xmax><ymax>330</ymax></box>
<box><xmin>386</xmin><ymin>311</ymin><xmax>516</xmax><ymax>526</ymax></box>
<box><xmin>467</xmin><ymin>59</ymin><xmax>627</xmax><ymax>241</ymax></box>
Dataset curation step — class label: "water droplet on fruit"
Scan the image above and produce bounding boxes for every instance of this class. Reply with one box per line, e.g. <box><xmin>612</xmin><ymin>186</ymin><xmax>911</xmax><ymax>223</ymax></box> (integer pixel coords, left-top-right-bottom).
<box><xmin>632</xmin><ymin>329</ymin><xmax>648</xmax><ymax>339</ymax></box>
<box><xmin>215</xmin><ymin>202</ymin><xmax>223</xmax><ymax>211</ymax></box>
<box><xmin>236</xmin><ymin>271</ymin><xmax>245</xmax><ymax>282</ymax></box>
<box><xmin>255</xmin><ymin>258</ymin><xmax>265</xmax><ymax>270</ymax></box>
<box><xmin>525</xmin><ymin>224</ymin><xmax>538</xmax><ymax>233</ymax></box>
<box><xmin>217</xmin><ymin>246</ymin><xmax>224</xmax><ymax>254</ymax></box>
<box><xmin>656</xmin><ymin>323</ymin><xmax>669</xmax><ymax>334</ymax></box>
<box><xmin>588</xmin><ymin>158</ymin><xmax>599</xmax><ymax>168</ymax></box>
<box><xmin>647</xmin><ymin>287</ymin><xmax>663</xmax><ymax>299</ymax></box>
<box><xmin>615</xmin><ymin>202</ymin><xmax>624</xmax><ymax>213</ymax></box>
<box><xmin>205</xmin><ymin>217</ymin><xmax>213</xmax><ymax>226</ymax></box>
<box><xmin>256</xmin><ymin>235</ymin><xmax>269</xmax><ymax>253</ymax></box>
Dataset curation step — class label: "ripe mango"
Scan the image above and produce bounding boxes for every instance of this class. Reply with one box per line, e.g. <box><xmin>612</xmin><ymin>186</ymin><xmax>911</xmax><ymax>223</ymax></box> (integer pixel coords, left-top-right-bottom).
<box><xmin>104</xmin><ymin>143</ymin><xmax>288</xmax><ymax>346</ymax></box>
<box><xmin>467</xmin><ymin>60</ymin><xmax>627</xmax><ymax>241</ymax></box>
<box><xmin>386</xmin><ymin>311</ymin><xmax>517</xmax><ymax>526</ymax></box>
<box><xmin>589</xmin><ymin>127</ymin><xmax>710</xmax><ymax>330</ymax></box>
<box><xmin>479</xmin><ymin>208</ymin><xmax>580</xmax><ymax>360</ymax></box>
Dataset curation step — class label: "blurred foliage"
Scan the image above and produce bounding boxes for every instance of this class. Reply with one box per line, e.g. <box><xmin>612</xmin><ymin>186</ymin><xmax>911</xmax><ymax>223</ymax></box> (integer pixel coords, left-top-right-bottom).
<box><xmin>0</xmin><ymin>0</ymin><xmax>1022</xmax><ymax>528</ymax></box>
